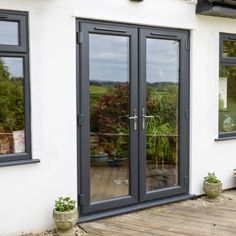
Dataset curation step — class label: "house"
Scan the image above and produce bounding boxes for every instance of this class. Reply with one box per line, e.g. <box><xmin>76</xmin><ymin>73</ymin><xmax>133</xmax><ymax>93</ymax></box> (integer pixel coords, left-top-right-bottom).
<box><xmin>0</xmin><ymin>0</ymin><xmax>236</xmax><ymax>235</ymax></box>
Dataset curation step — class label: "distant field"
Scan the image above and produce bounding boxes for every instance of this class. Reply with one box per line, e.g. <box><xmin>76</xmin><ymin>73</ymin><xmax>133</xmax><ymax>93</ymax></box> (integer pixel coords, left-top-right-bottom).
<box><xmin>90</xmin><ymin>85</ymin><xmax>109</xmax><ymax>106</ymax></box>
<box><xmin>90</xmin><ymin>85</ymin><xmax>108</xmax><ymax>95</ymax></box>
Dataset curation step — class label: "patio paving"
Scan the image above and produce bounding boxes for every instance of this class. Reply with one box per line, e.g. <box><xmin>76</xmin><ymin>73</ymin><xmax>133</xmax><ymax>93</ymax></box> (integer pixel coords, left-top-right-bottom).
<box><xmin>80</xmin><ymin>189</ymin><xmax>236</xmax><ymax>236</ymax></box>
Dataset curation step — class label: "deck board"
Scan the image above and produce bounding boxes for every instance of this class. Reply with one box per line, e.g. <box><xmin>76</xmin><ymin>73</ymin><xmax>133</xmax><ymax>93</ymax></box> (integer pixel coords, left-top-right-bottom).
<box><xmin>81</xmin><ymin>190</ymin><xmax>236</xmax><ymax>236</ymax></box>
<box><xmin>90</xmin><ymin>163</ymin><xmax>177</xmax><ymax>202</ymax></box>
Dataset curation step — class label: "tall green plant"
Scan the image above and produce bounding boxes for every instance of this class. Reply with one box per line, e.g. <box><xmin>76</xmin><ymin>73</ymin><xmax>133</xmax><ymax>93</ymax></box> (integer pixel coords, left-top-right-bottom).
<box><xmin>146</xmin><ymin>84</ymin><xmax>178</xmax><ymax>166</ymax></box>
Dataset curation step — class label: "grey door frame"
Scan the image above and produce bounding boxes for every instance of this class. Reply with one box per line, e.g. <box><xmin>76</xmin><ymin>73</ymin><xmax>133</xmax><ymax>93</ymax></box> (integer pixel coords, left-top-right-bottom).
<box><xmin>77</xmin><ymin>20</ymin><xmax>139</xmax><ymax>215</ymax></box>
<box><xmin>139</xmin><ymin>28</ymin><xmax>190</xmax><ymax>202</ymax></box>
<box><xmin>77</xmin><ymin>19</ymin><xmax>190</xmax><ymax>216</ymax></box>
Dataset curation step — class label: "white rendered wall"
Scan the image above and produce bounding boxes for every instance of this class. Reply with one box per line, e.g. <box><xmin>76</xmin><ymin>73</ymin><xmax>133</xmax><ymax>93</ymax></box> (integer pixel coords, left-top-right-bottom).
<box><xmin>190</xmin><ymin>16</ymin><xmax>236</xmax><ymax>195</ymax></box>
<box><xmin>0</xmin><ymin>0</ymin><xmax>235</xmax><ymax>235</ymax></box>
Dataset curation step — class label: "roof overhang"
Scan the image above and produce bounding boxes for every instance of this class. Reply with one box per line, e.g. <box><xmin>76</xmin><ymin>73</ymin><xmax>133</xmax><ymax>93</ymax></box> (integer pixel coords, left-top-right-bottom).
<box><xmin>196</xmin><ymin>0</ymin><xmax>236</xmax><ymax>19</ymax></box>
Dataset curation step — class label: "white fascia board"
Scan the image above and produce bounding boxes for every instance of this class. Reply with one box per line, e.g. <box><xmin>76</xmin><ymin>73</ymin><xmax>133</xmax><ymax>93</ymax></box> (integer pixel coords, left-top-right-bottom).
<box><xmin>183</xmin><ymin>0</ymin><xmax>198</xmax><ymax>4</ymax></box>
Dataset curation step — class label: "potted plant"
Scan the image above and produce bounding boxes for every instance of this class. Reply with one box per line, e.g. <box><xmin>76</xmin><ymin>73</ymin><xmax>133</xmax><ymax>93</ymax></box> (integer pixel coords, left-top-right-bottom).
<box><xmin>107</xmin><ymin>135</ymin><xmax>128</xmax><ymax>167</ymax></box>
<box><xmin>53</xmin><ymin>197</ymin><xmax>78</xmax><ymax>236</ymax></box>
<box><xmin>90</xmin><ymin>135</ymin><xmax>108</xmax><ymax>167</ymax></box>
<box><xmin>233</xmin><ymin>169</ymin><xmax>236</xmax><ymax>184</ymax></box>
<box><xmin>90</xmin><ymin>145</ymin><xmax>108</xmax><ymax>166</ymax></box>
<box><xmin>203</xmin><ymin>172</ymin><xmax>222</xmax><ymax>199</ymax></box>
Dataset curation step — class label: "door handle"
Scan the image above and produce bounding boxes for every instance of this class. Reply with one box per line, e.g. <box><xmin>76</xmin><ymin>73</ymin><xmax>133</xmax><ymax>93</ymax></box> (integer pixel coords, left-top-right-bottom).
<box><xmin>142</xmin><ymin>108</ymin><xmax>154</xmax><ymax>130</ymax></box>
<box><xmin>129</xmin><ymin>109</ymin><xmax>137</xmax><ymax>131</ymax></box>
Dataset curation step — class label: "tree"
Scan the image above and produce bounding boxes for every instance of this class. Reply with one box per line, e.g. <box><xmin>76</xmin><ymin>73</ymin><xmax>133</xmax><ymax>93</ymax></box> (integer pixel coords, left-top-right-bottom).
<box><xmin>0</xmin><ymin>58</ymin><xmax>24</xmax><ymax>133</ymax></box>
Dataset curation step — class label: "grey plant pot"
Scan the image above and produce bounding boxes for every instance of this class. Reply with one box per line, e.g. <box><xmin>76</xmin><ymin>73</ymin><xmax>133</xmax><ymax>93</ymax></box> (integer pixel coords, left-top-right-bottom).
<box><xmin>233</xmin><ymin>169</ymin><xmax>236</xmax><ymax>184</ymax></box>
<box><xmin>203</xmin><ymin>181</ymin><xmax>222</xmax><ymax>199</ymax></box>
<box><xmin>53</xmin><ymin>208</ymin><xmax>78</xmax><ymax>236</ymax></box>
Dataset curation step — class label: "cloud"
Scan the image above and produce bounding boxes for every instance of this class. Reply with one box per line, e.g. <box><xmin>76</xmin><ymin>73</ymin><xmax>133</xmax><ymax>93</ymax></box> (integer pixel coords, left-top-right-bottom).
<box><xmin>0</xmin><ymin>21</ymin><xmax>18</xmax><ymax>45</ymax></box>
<box><xmin>89</xmin><ymin>34</ymin><xmax>179</xmax><ymax>84</ymax></box>
<box><xmin>90</xmin><ymin>34</ymin><xmax>129</xmax><ymax>82</ymax></box>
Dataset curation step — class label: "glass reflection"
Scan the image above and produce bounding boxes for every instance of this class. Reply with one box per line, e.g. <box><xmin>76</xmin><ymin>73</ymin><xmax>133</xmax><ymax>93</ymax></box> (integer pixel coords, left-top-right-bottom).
<box><xmin>223</xmin><ymin>40</ymin><xmax>236</xmax><ymax>58</ymax></box>
<box><xmin>0</xmin><ymin>57</ymin><xmax>25</xmax><ymax>155</ymax></box>
<box><xmin>146</xmin><ymin>39</ymin><xmax>179</xmax><ymax>191</ymax></box>
<box><xmin>219</xmin><ymin>65</ymin><xmax>236</xmax><ymax>133</ymax></box>
<box><xmin>89</xmin><ymin>34</ymin><xmax>130</xmax><ymax>202</ymax></box>
<box><xmin>0</xmin><ymin>21</ymin><xmax>19</xmax><ymax>45</ymax></box>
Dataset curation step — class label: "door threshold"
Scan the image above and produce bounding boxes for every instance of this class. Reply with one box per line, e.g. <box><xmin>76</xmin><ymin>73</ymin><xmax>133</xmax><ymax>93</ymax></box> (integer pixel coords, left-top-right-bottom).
<box><xmin>78</xmin><ymin>193</ymin><xmax>195</xmax><ymax>224</ymax></box>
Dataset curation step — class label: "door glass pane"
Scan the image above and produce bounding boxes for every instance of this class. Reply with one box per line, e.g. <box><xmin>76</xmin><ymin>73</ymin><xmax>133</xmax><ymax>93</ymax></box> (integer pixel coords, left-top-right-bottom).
<box><xmin>223</xmin><ymin>40</ymin><xmax>236</xmax><ymax>58</ymax></box>
<box><xmin>146</xmin><ymin>38</ymin><xmax>179</xmax><ymax>192</ymax></box>
<box><xmin>0</xmin><ymin>21</ymin><xmax>19</xmax><ymax>45</ymax></box>
<box><xmin>0</xmin><ymin>57</ymin><xmax>25</xmax><ymax>155</ymax></box>
<box><xmin>219</xmin><ymin>65</ymin><xmax>236</xmax><ymax>133</ymax></box>
<box><xmin>89</xmin><ymin>34</ymin><xmax>130</xmax><ymax>202</ymax></box>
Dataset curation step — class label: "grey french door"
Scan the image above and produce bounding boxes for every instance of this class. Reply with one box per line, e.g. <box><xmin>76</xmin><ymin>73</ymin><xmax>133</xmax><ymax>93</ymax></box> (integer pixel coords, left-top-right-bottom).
<box><xmin>139</xmin><ymin>28</ymin><xmax>189</xmax><ymax>202</ymax></box>
<box><xmin>77</xmin><ymin>20</ymin><xmax>189</xmax><ymax>216</ymax></box>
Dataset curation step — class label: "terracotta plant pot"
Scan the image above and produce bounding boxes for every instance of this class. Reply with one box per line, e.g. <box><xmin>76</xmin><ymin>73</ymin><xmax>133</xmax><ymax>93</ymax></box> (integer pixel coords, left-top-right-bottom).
<box><xmin>203</xmin><ymin>181</ymin><xmax>222</xmax><ymax>199</ymax></box>
<box><xmin>53</xmin><ymin>208</ymin><xmax>78</xmax><ymax>236</ymax></box>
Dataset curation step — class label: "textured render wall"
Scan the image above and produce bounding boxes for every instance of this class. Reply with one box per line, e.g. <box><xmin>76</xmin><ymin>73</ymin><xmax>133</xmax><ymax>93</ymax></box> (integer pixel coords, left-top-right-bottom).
<box><xmin>190</xmin><ymin>16</ymin><xmax>236</xmax><ymax>195</ymax></box>
<box><xmin>0</xmin><ymin>0</ymin><xmax>235</xmax><ymax>235</ymax></box>
<box><xmin>0</xmin><ymin>0</ymin><xmax>78</xmax><ymax>235</ymax></box>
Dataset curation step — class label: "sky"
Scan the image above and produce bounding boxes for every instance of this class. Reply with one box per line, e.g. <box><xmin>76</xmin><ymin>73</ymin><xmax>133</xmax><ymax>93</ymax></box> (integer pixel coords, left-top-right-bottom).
<box><xmin>0</xmin><ymin>21</ymin><xmax>18</xmax><ymax>45</ymax></box>
<box><xmin>89</xmin><ymin>33</ymin><xmax>179</xmax><ymax>84</ymax></box>
<box><xmin>0</xmin><ymin>25</ymin><xmax>180</xmax><ymax>81</ymax></box>
<box><xmin>2</xmin><ymin>57</ymin><xmax>23</xmax><ymax>78</ymax></box>
<box><xmin>90</xmin><ymin>34</ymin><xmax>129</xmax><ymax>83</ymax></box>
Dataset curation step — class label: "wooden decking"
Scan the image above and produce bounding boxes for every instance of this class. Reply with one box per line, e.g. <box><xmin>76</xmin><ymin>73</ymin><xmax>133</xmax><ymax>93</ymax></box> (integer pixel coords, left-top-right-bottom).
<box><xmin>91</xmin><ymin>163</ymin><xmax>177</xmax><ymax>202</ymax></box>
<box><xmin>91</xmin><ymin>165</ymin><xmax>129</xmax><ymax>202</ymax></box>
<box><xmin>81</xmin><ymin>190</ymin><xmax>236</xmax><ymax>236</ymax></box>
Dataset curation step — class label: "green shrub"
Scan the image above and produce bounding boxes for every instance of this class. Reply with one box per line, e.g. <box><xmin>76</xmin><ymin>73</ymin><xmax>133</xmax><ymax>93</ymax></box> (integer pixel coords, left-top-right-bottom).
<box><xmin>204</xmin><ymin>172</ymin><xmax>220</xmax><ymax>184</ymax></box>
<box><xmin>90</xmin><ymin>82</ymin><xmax>179</xmax><ymax>162</ymax></box>
<box><xmin>55</xmin><ymin>197</ymin><xmax>76</xmax><ymax>212</ymax></box>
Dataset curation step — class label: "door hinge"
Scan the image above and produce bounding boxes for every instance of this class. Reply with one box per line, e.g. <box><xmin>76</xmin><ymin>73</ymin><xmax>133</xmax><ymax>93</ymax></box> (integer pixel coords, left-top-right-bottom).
<box><xmin>185</xmin><ymin>40</ymin><xmax>190</xmax><ymax>51</ymax></box>
<box><xmin>79</xmin><ymin>194</ymin><xmax>85</xmax><ymax>206</ymax></box>
<box><xmin>77</xmin><ymin>32</ymin><xmax>83</xmax><ymax>44</ymax></box>
<box><xmin>184</xmin><ymin>110</ymin><xmax>189</xmax><ymax>120</ymax></box>
<box><xmin>77</xmin><ymin>114</ymin><xmax>84</xmax><ymax>126</ymax></box>
<box><xmin>184</xmin><ymin>176</ymin><xmax>189</xmax><ymax>186</ymax></box>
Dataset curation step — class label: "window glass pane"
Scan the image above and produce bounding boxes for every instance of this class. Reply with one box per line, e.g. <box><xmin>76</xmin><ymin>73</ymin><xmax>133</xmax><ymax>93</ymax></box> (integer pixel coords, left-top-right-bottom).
<box><xmin>219</xmin><ymin>65</ymin><xmax>236</xmax><ymax>133</ymax></box>
<box><xmin>223</xmin><ymin>40</ymin><xmax>236</xmax><ymax>58</ymax></box>
<box><xmin>0</xmin><ymin>21</ymin><xmax>19</xmax><ymax>45</ymax></box>
<box><xmin>146</xmin><ymin>38</ymin><xmax>179</xmax><ymax>191</ymax></box>
<box><xmin>89</xmin><ymin>34</ymin><xmax>130</xmax><ymax>202</ymax></box>
<box><xmin>0</xmin><ymin>57</ymin><xmax>25</xmax><ymax>155</ymax></box>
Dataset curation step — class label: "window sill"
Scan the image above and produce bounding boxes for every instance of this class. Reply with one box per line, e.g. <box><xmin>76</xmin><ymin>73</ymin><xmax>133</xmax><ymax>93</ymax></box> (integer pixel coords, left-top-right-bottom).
<box><xmin>215</xmin><ymin>136</ymin><xmax>236</xmax><ymax>141</ymax></box>
<box><xmin>0</xmin><ymin>159</ymin><xmax>40</xmax><ymax>167</ymax></box>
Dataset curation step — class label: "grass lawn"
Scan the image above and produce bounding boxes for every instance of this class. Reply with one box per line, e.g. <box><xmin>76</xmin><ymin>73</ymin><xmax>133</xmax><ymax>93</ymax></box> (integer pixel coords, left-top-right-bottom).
<box><xmin>90</xmin><ymin>85</ymin><xmax>109</xmax><ymax>107</ymax></box>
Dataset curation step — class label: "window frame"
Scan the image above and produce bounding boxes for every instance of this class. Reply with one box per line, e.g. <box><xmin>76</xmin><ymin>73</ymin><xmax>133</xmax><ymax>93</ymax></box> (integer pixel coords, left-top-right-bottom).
<box><xmin>0</xmin><ymin>10</ymin><xmax>36</xmax><ymax>166</ymax></box>
<box><xmin>0</xmin><ymin>10</ymin><xmax>28</xmax><ymax>52</ymax></box>
<box><xmin>218</xmin><ymin>33</ymin><xmax>236</xmax><ymax>139</ymax></box>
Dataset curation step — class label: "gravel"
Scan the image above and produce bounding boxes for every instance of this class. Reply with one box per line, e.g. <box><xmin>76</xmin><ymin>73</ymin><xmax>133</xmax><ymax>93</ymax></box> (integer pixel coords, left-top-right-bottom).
<box><xmin>18</xmin><ymin>226</ymin><xmax>87</xmax><ymax>236</ymax></box>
